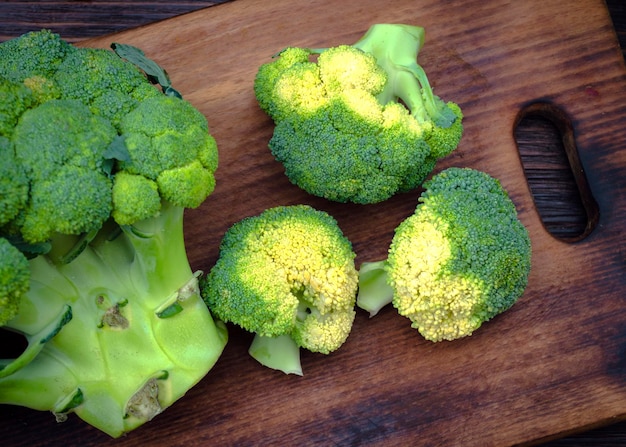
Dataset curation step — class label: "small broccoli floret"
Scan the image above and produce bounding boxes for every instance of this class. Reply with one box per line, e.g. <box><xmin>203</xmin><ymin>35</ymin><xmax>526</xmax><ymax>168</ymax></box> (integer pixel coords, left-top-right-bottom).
<box><xmin>357</xmin><ymin>167</ymin><xmax>531</xmax><ymax>342</ymax></box>
<box><xmin>0</xmin><ymin>238</ymin><xmax>30</xmax><ymax>325</ymax></box>
<box><xmin>0</xmin><ymin>29</ymin><xmax>74</xmax><ymax>82</ymax></box>
<box><xmin>0</xmin><ymin>137</ymin><xmax>28</xmax><ymax>227</ymax></box>
<box><xmin>201</xmin><ymin>205</ymin><xmax>358</xmax><ymax>375</ymax></box>
<box><xmin>254</xmin><ymin>23</ymin><xmax>463</xmax><ymax>204</ymax></box>
<box><xmin>111</xmin><ymin>171</ymin><xmax>161</xmax><ymax>225</ymax></box>
<box><xmin>117</xmin><ymin>95</ymin><xmax>218</xmax><ymax>210</ymax></box>
<box><xmin>0</xmin><ymin>30</ymin><xmax>226</xmax><ymax>438</ymax></box>
<box><xmin>53</xmin><ymin>47</ymin><xmax>161</xmax><ymax>129</ymax></box>
<box><xmin>254</xmin><ymin>46</ymin><xmax>314</xmax><ymax>116</ymax></box>
<box><xmin>0</xmin><ymin>77</ymin><xmax>36</xmax><ymax>138</ymax></box>
<box><xmin>21</xmin><ymin>75</ymin><xmax>61</xmax><ymax>104</ymax></box>
<box><xmin>12</xmin><ymin>99</ymin><xmax>116</xmax><ymax>243</ymax></box>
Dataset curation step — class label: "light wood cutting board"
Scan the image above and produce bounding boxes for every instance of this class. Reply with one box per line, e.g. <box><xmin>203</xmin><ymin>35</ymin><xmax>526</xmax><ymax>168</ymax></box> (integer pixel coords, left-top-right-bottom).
<box><xmin>2</xmin><ymin>0</ymin><xmax>625</xmax><ymax>445</ymax></box>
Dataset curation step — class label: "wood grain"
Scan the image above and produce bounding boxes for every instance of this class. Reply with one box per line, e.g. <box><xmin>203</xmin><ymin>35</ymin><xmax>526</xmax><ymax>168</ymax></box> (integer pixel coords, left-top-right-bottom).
<box><xmin>0</xmin><ymin>0</ymin><xmax>625</xmax><ymax>446</ymax></box>
<box><xmin>0</xmin><ymin>0</ymin><xmax>230</xmax><ymax>43</ymax></box>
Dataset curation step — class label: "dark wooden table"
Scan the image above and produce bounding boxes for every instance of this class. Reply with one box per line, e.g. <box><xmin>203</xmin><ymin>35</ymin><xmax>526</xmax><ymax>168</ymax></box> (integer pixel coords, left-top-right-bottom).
<box><xmin>0</xmin><ymin>1</ymin><xmax>624</xmax><ymax>445</ymax></box>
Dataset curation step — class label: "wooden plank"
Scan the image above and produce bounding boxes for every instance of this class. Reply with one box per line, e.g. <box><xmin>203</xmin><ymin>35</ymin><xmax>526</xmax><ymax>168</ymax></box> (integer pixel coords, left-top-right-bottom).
<box><xmin>0</xmin><ymin>0</ymin><xmax>230</xmax><ymax>43</ymax></box>
<box><xmin>0</xmin><ymin>0</ymin><xmax>625</xmax><ymax>445</ymax></box>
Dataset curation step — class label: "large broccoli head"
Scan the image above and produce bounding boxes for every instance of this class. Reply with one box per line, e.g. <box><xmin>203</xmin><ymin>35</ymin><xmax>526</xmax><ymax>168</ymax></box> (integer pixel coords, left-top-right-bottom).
<box><xmin>0</xmin><ymin>30</ymin><xmax>225</xmax><ymax>437</ymax></box>
<box><xmin>201</xmin><ymin>205</ymin><xmax>358</xmax><ymax>375</ymax></box>
<box><xmin>254</xmin><ymin>24</ymin><xmax>463</xmax><ymax>204</ymax></box>
<box><xmin>358</xmin><ymin>167</ymin><xmax>532</xmax><ymax>342</ymax></box>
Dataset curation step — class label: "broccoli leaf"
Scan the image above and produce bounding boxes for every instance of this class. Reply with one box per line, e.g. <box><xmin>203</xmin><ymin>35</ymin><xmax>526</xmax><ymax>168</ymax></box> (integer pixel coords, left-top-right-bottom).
<box><xmin>111</xmin><ymin>43</ymin><xmax>182</xmax><ymax>98</ymax></box>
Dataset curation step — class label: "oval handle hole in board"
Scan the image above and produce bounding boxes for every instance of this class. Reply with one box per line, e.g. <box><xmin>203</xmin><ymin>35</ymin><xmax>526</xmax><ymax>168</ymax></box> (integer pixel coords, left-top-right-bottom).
<box><xmin>514</xmin><ymin>102</ymin><xmax>599</xmax><ymax>242</ymax></box>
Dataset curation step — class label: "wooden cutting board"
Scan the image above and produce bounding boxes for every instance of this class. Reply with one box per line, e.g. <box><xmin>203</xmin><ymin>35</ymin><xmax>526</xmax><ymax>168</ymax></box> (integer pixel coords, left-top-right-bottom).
<box><xmin>2</xmin><ymin>0</ymin><xmax>625</xmax><ymax>445</ymax></box>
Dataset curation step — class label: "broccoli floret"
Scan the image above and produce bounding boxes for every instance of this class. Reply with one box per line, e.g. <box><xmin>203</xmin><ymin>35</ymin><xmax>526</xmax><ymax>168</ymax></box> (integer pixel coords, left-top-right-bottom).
<box><xmin>0</xmin><ymin>136</ymin><xmax>28</xmax><ymax>227</ymax></box>
<box><xmin>0</xmin><ymin>29</ymin><xmax>74</xmax><ymax>82</ymax></box>
<box><xmin>201</xmin><ymin>205</ymin><xmax>358</xmax><ymax>375</ymax></box>
<box><xmin>0</xmin><ymin>30</ymin><xmax>226</xmax><ymax>438</ymax></box>
<box><xmin>118</xmin><ymin>95</ymin><xmax>218</xmax><ymax>210</ymax></box>
<box><xmin>254</xmin><ymin>24</ymin><xmax>463</xmax><ymax>204</ymax></box>
<box><xmin>251</xmin><ymin>46</ymin><xmax>314</xmax><ymax>116</ymax></box>
<box><xmin>53</xmin><ymin>47</ymin><xmax>161</xmax><ymax>129</ymax></box>
<box><xmin>0</xmin><ymin>77</ymin><xmax>36</xmax><ymax>138</ymax></box>
<box><xmin>356</xmin><ymin>167</ymin><xmax>532</xmax><ymax>342</ymax></box>
<box><xmin>0</xmin><ymin>238</ymin><xmax>30</xmax><ymax>325</ymax></box>
<box><xmin>13</xmin><ymin>99</ymin><xmax>117</xmax><ymax>243</ymax></box>
<box><xmin>111</xmin><ymin>171</ymin><xmax>161</xmax><ymax>225</ymax></box>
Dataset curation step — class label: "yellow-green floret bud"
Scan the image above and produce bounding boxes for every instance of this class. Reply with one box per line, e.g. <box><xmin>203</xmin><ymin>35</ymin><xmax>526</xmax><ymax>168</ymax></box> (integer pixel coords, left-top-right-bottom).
<box><xmin>254</xmin><ymin>46</ymin><xmax>314</xmax><ymax>117</ymax></box>
<box><xmin>112</xmin><ymin>171</ymin><xmax>161</xmax><ymax>225</ymax></box>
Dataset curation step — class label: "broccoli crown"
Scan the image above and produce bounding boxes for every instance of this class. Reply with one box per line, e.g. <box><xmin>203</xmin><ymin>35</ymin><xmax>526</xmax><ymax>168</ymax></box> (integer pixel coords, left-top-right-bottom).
<box><xmin>254</xmin><ymin>24</ymin><xmax>463</xmax><ymax>204</ymax></box>
<box><xmin>0</xmin><ymin>31</ymin><xmax>225</xmax><ymax>437</ymax></box>
<box><xmin>0</xmin><ymin>30</ymin><xmax>219</xmax><ymax>243</ymax></box>
<box><xmin>385</xmin><ymin>167</ymin><xmax>531</xmax><ymax>342</ymax></box>
<box><xmin>202</xmin><ymin>205</ymin><xmax>358</xmax><ymax>373</ymax></box>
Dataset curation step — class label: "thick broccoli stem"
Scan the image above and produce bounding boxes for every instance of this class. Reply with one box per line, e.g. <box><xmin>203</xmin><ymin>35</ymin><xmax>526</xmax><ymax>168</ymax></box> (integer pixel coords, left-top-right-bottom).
<box><xmin>0</xmin><ymin>201</ymin><xmax>227</xmax><ymax>437</ymax></box>
<box><xmin>353</xmin><ymin>23</ymin><xmax>457</xmax><ymax>127</ymax></box>
<box><xmin>356</xmin><ymin>260</ymin><xmax>394</xmax><ymax>317</ymax></box>
<box><xmin>248</xmin><ymin>333</ymin><xmax>303</xmax><ymax>376</ymax></box>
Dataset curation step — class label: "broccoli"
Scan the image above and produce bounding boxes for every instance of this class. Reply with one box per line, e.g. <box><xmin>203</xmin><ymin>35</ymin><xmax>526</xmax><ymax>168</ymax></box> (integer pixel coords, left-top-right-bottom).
<box><xmin>0</xmin><ymin>238</ymin><xmax>30</xmax><ymax>325</ymax></box>
<box><xmin>254</xmin><ymin>24</ymin><xmax>463</xmax><ymax>204</ymax></box>
<box><xmin>0</xmin><ymin>30</ymin><xmax>227</xmax><ymax>437</ymax></box>
<box><xmin>201</xmin><ymin>205</ymin><xmax>358</xmax><ymax>376</ymax></box>
<box><xmin>356</xmin><ymin>167</ymin><xmax>532</xmax><ymax>342</ymax></box>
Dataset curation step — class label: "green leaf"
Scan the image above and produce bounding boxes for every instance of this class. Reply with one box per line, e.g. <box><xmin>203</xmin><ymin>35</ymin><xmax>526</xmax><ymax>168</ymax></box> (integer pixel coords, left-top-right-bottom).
<box><xmin>111</xmin><ymin>43</ymin><xmax>182</xmax><ymax>98</ymax></box>
<box><xmin>1</xmin><ymin>233</ymin><xmax>51</xmax><ymax>258</ymax></box>
<box><xmin>102</xmin><ymin>135</ymin><xmax>130</xmax><ymax>177</ymax></box>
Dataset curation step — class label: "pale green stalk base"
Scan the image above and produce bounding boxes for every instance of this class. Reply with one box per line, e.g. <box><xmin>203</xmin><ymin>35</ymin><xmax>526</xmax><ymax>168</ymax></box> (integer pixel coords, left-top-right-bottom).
<box><xmin>356</xmin><ymin>260</ymin><xmax>394</xmax><ymax>317</ymax></box>
<box><xmin>248</xmin><ymin>333</ymin><xmax>303</xmax><ymax>376</ymax></box>
<box><xmin>0</xmin><ymin>202</ymin><xmax>228</xmax><ymax>437</ymax></box>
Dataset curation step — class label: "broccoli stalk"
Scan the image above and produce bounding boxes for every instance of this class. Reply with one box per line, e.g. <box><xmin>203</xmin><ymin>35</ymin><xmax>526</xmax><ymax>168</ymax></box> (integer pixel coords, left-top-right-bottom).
<box><xmin>355</xmin><ymin>260</ymin><xmax>394</xmax><ymax>318</ymax></box>
<box><xmin>352</xmin><ymin>24</ymin><xmax>458</xmax><ymax>128</ymax></box>
<box><xmin>356</xmin><ymin>168</ymin><xmax>532</xmax><ymax>342</ymax></box>
<box><xmin>248</xmin><ymin>334</ymin><xmax>304</xmax><ymax>376</ymax></box>
<box><xmin>0</xmin><ymin>201</ymin><xmax>227</xmax><ymax>437</ymax></box>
